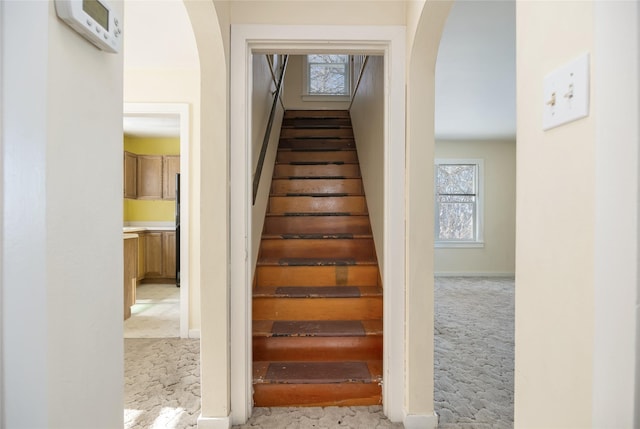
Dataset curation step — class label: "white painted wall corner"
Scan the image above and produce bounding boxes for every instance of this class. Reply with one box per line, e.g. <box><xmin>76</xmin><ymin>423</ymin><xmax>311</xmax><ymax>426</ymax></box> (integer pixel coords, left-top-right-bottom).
<box><xmin>404</xmin><ymin>412</ymin><xmax>439</xmax><ymax>429</ymax></box>
<box><xmin>197</xmin><ymin>414</ymin><xmax>231</xmax><ymax>429</ymax></box>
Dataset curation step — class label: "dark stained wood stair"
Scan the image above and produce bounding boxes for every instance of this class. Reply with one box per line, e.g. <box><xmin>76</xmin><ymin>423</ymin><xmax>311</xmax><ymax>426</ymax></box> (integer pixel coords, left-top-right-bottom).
<box><xmin>253</xmin><ymin>110</ymin><xmax>383</xmax><ymax>407</ymax></box>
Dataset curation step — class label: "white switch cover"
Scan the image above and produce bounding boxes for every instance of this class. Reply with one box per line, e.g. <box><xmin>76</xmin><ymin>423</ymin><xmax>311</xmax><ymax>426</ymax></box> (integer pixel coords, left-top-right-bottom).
<box><xmin>543</xmin><ymin>53</ymin><xmax>590</xmax><ymax>131</ymax></box>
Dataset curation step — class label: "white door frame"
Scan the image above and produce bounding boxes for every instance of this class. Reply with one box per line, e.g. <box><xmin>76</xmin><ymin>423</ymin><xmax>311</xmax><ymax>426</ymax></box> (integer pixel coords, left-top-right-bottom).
<box><xmin>230</xmin><ymin>24</ymin><xmax>406</xmax><ymax>424</ymax></box>
<box><xmin>123</xmin><ymin>102</ymin><xmax>191</xmax><ymax>339</ymax></box>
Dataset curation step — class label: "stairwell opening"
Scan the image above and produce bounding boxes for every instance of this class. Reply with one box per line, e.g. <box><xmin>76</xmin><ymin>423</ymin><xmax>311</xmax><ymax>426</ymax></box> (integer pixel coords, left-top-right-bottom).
<box><xmin>230</xmin><ymin>25</ymin><xmax>407</xmax><ymax>424</ymax></box>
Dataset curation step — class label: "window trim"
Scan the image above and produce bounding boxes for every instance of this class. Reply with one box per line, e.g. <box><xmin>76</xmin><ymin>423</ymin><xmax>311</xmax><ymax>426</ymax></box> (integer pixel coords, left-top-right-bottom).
<box><xmin>434</xmin><ymin>158</ymin><xmax>485</xmax><ymax>248</ymax></box>
<box><xmin>302</xmin><ymin>54</ymin><xmax>352</xmax><ymax>101</ymax></box>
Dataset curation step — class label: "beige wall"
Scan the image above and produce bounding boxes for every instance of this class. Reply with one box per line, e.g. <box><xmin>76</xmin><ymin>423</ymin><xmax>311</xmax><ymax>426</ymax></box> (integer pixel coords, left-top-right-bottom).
<box><xmin>251</xmin><ymin>55</ymin><xmax>283</xmax><ymax>271</ymax></box>
<box><xmin>350</xmin><ymin>55</ymin><xmax>385</xmax><ymax>275</ymax></box>
<box><xmin>2</xmin><ymin>1</ymin><xmax>124</xmax><ymax>426</ymax></box>
<box><xmin>515</xmin><ymin>2</ymin><xmax>596</xmax><ymax>426</ymax></box>
<box><xmin>434</xmin><ymin>140</ymin><xmax>516</xmax><ymax>276</ymax></box>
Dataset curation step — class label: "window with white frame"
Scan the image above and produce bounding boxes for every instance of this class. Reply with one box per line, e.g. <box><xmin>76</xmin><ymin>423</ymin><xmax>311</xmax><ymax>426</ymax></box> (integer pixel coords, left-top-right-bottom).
<box><xmin>305</xmin><ymin>54</ymin><xmax>351</xmax><ymax>96</ymax></box>
<box><xmin>435</xmin><ymin>159</ymin><xmax>484</xmax><ymax>247</ymax></box>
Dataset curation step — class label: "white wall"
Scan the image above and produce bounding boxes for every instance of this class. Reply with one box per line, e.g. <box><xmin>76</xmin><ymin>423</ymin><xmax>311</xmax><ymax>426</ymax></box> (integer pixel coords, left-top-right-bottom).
<box><xmin>350</xmin><ymin>55</ymin><xmax>385</xmax><ymax>275</ymax></box>
<box><xmin>2</xmin><ymin>1</ymin><xmax>123</xmax><ymax>427</ymax></box>
<box><xmin>251</xmin><ymin>55</ymin><xmax>283</xmax><ymax>271</ymax></box>
<box><xmin>434</xmin><ymin>140</ymin><xmax>516</xmax><ymax>276</ymax></box>
<box><xmin>592</xmin><ymin>2</ymin><xmax>640</xmax><ymax>426</ymax></box>
<box><xmin>515</xmin><ymin>2</ymin><xmax>596</xmax><ymax>426</ymax></box>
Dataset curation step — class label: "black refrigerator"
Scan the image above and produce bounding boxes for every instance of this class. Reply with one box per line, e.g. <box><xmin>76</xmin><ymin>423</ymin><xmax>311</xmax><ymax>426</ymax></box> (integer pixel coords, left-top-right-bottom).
<box><xmin>175</xmin><ymin>173</ymin><xmax>180</xmax><ymax>287</ymax></box>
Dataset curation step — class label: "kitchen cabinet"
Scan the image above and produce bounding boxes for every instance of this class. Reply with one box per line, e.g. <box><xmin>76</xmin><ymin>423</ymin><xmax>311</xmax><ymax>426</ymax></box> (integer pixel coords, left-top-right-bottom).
<box><xmin>136</xmin><ymin>155</ymin><xmax>163</xmax><ymax>199</ymax></box>
<box><xmin>124</xmin><ymin>151</ymin><xmax>137</xmax><ymax>199</ymax></box>
<box><xmin>144</xmin><ymin>231</ymin><xmax>164</xmax><ymax>278</ymax></box>
<box><xmin>163</xmin><ymin>231</ymin><xmax>177</xmax><ymax>278</ymax></box>
<box><xmin>135</xmin><ymin>230</ymin><xmax>176</xmax><ymax>281</ymax></box>
<box><xmin>123</xmin><ymin>235</ymin><xmax>138</xmax><ymax>320</ymax></box>
<box><xmin>162</xmin><ymin>156</ymin><xmax>180</xmax><ymax>200</ymax></box>
<box><xmin>123</xmin><ymin>152</ymin><xmax>180</xmax><ymax>200</ymax></box>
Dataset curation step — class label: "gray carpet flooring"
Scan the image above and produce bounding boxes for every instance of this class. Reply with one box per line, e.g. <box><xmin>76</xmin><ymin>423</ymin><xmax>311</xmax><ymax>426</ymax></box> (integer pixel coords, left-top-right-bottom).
<box><xmin>124</xmin><ymin>277</ymin><xmax>514</xmax><ymax>428</ymax></box>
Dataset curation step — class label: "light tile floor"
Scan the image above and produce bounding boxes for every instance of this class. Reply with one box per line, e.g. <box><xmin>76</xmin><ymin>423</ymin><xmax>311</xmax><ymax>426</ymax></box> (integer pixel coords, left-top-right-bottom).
<box><xmin>124</xmin><ymin>283</ymin><xmax>180</xmax><ymax>338</ymax></box>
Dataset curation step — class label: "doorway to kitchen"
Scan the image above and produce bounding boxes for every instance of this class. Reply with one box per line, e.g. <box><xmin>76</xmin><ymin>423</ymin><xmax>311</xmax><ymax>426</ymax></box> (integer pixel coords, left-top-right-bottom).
<box><xmin>123</xmin><ymin>103</ymin><xmax>190</xmax><ymax>339</ymax></box>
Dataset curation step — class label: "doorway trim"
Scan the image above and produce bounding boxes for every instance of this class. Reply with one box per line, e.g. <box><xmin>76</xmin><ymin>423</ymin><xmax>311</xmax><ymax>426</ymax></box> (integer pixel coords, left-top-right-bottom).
<box><xmin>230</xmin><ymin>25</ymin><xmax>406</xmax><ymax>424</ymax></box>
<box><xmin>123</xmin><ymin>102</ymin><xmax>191</xmax><ymax>339</ymax></box>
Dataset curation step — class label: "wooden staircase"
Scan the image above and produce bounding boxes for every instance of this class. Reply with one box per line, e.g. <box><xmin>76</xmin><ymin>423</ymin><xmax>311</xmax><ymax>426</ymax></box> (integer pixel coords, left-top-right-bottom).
<box><xmin>253</xmin><ymin>110</ymin><xmax>383</xmax><ymax>407</ymax></box>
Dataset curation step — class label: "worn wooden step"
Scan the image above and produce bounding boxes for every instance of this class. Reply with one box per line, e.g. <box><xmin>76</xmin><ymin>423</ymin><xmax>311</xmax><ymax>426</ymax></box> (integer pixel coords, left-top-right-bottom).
<box><xmin>253</xmin><ymin>320</ymin><xmax>382</xmax><ymax>362</ymax></box>
<box><xmin>273</xmin><ymin>164</ymin><xmax>360</xmax><ymax>178</ymax></box>
<box><xmin>271</xmin><ymin>178</ymin><xmax>363</xmax><ymax>195</ymax></box>
<box><xmin>282</xmin><ymin>118</ymin><xmax>352</xmax><ymax>128</ymax></box>
<box><xmin>253</xmin><ymin>295</ymin><xmax>381</xmax><ymax>321</ymax></box>
<box><xmin>284</xmin><ymin>110</ymin><xmax>350</xmax><ymax>119</ymax></box>
<box><xmin>253</xmin><ymin>285</ymin><xmax>381</xmax><ymax>299</ymax></box>
<box><xmin>255</xmin><ymin>265</ymin><xmax>379</xmax><ymax>287</ymax></box>
<box><xmin>263</xmin><ymin>215</ymin><xmax>372</xmax><ymax>236</ymax></box>
<box><xmin>268</xmin><ymin>196</ymin><xmax>367</xmax><ymax>214</ymax></box>
<box><xmin>276</xmin><ymin>150</ymin><xmax>358</xmax><ymax>164</ymax></box>
<box><xmin>259</xmin><ymin>238</ymin><xmax>376</xmax><ymax>262</ymax></box>
<box><xmin>280</xmin><ymin>128</ymin><xmax>354</xmax><ymax>139</ymax></box>
<box><xmin>278</xmin><ymin>139</ymin><xmax>356</xmax><ymax>150</ymax></box>
<box><xmin>253</xmin><ymin>360</ymin><xmax>382</xmax><ymax>407</ymax></box>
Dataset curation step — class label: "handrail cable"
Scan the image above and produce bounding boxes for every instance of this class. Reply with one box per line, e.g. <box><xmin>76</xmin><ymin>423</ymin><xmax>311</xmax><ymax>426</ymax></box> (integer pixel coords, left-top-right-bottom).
<box><xmin>253</xmin><ymin>54</ymin><xmax>289</xmax><ymax>205</ymax></box>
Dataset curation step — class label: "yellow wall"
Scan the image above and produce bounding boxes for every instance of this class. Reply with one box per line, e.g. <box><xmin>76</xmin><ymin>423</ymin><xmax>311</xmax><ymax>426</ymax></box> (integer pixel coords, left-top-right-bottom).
<box><xmin>123</xmin><ymin>136</ymin><xmax>179</xmax><ymax>222</ymax></box>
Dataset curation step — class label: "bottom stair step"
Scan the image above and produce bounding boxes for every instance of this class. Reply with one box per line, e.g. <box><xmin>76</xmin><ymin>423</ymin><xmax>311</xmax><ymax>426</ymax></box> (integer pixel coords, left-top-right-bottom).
<box><xmin>266</xmin><ymin>361</ymin><xmax>371</xmax><ymax>384</ymax></box>
<box><xmin>253</xmin><ymin>361</ymin><xmax>382</xmax><ymax>407</ymax></box>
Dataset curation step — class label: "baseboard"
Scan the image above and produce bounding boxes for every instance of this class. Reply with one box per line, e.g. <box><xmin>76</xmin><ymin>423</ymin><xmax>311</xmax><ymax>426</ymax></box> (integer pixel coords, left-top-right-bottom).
<box><xmin>188</xmin><ymin>329</ymin><xmax>201</xmax><ymax>339</ymax></box>
<box><xmin>197</xmin><ymin>414</ymin><xmax>231</xmax><ymax>429</ymax></box>
<box><xmin>404</xmin><ymin>412</ymin><xmax>438</xmax><ymax>429</ymax></box>
<box><xmin>435</xmin><ymin>272</ymin><xmax>515</xmax><ymax>278</ymax></box>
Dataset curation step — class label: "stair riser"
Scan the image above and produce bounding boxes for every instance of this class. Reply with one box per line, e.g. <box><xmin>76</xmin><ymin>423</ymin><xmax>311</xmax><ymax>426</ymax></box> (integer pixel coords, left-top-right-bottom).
<box><xmin>276</xmin><ymin>151</ymin><xmax>358</xmax><ymax>164</ymax></box>
<box><xmin>253</xmin><ymin>336</ymin><xmax>382</xmax><ymax>362</ymax></box>
<box><xmin>264</xmin><ymin>215</ymin><xmax>371</xmax><ymax>236</ymax></box>
<box><xmin>284</xmin><ymin>110</ymin><xmax>350</xmax><ymax>119</ymax></box>
<box><xmin>253</xmin><ymin>297</ymin><xmax>382</xmax><ymax>321</ymax></box>
<box><xmin>274</xmin><ymin>164</ymin><xmax>360</xmax><ymax>178</ymax></box>
<box><xmin>282</xmin><ymin>119</ymin><xmax>352</xmax><ymax>128</ymax></box>
<box><xmin>278</xmin><ymin>140</ymin><xmax>355</xmax><ymax>150</ymax></box>
<box><xmin>271</xmin><ymin>178</ymin><xmax>363</xmax><ymax>195</ymax></box>
<box><xmin>268</xmin><ymin>196</ymin><xmax>367</xmax><ymax>214</ymax></box>
<box><xmin>280</xmin><ymin>128</ymin><xmax>354</xmax><ymax>139</ymax></box>
<box><xmin>259</xmin><ymin>238</ymin><xmax>376</xmax><ymax>260</ymax></box>
<box><xmin>255</xmin><ymin>266</ymin><xmax>379</xmax><ymax>287</ymax></box>
<box><xmin>253</xmin><ymin>383</ymin><xmax>381</xmax><ymax>407</ymax></box>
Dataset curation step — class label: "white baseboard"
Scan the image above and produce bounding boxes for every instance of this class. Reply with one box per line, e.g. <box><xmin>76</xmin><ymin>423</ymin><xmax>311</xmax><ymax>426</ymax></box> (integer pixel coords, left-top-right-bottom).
<box><xmin>197</xmin><ymin>414</ymin><xmax>231</xmax><ymax>429</ymax></box>
<box><xmin>404</xmin><ymin>412</ymin><xmax>438</xmax><ymax>429</ymax></box>
<box><xmin>435</xmin><ymin>272</ymin><xmax>515</xmax><ymax>278</ymax></box>
<box><xmin>189</xmin><ymin>329</ymin><xmax>201</xmax><ymax>338</ymax></box>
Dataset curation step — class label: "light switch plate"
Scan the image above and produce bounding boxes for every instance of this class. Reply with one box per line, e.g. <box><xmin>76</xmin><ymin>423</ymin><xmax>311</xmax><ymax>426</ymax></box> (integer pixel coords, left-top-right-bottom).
<box><xmin>542</xmin><ymin>53</ymin><xmax>590</xmax><ymax>131</ymax></box>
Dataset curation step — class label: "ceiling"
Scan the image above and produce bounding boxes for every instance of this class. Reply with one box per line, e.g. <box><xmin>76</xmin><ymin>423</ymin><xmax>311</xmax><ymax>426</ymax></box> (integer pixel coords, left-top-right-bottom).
<box><xmin>123</xmin><ymin>0</ymin><xmax>516</xmax><ymax>140</ymax></box>
<box><xmin>435</xmin><ymin>0</ymin><xmax>516</xmax><ymax>140</ymax></box>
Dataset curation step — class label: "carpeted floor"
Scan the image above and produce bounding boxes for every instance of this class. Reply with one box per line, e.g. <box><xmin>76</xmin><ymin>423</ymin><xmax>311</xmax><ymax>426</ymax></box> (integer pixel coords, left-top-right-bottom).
<box><xmin>434</xmin><ymin>276</ymin><xmax>515</xmax><ymax>428</ymax></box>
<box><xmin>124</xmin><ymin>277</ymin><xmax>515</xmax><ymax>428</ymax></box>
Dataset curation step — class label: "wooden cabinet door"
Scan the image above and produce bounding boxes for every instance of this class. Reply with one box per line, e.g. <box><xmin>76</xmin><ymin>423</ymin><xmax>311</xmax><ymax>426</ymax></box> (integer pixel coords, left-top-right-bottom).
<box><xmin>163</xmin><ymin>231</ymin><xmax>177</xmax><ymax>279</ymax></box>
<box><xmin>123</xmin><ymin>237</ymin><xmax>138</xmax><ymax>320</ymax></box>
<box><xmin>144</xmin><ymin>232</ymin><xmax>163</xmax><ymax>277</ymax></box>
<box><xmin>163</xmin><ymin>156</ymin><xmax>180</xmax><ymax>200</ymax></box>
<box><xmin>124</xmin><ymin>152</ymin><xmax>137</xmax><ymax>199</ymax></box>
<box><xmin>136</xmin><ymin>232</ymin><xmax>146</xmax><ymax>282</ymax></box>
<box><xmin>137</xmin><ymin>155</ymin><xmax>163</xmax><ymax>199</ymax></box>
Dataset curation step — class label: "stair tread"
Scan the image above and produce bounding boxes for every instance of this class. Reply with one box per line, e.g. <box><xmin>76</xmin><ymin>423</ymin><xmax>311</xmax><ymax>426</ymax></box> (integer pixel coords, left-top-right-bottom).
<box><xmin>253</xmin><ymin>319</ymin><xmax>383</xmax><ymax>337</ymax></box>
<box><xmin>262</xmin><ymin>233</ymin><xmax>372</xmax><ymax>240</ymax></box>
<box><xmin>253</xmin><ymin>285</ymin><xmax>382</xmax><ymax>298</ymax></box>
<box><xmin>254</xmin><ymin>361</ymin><xmax>382</xmax><ymax>384</ymax></box>
<box><xmin>258</xmin><ymin>258</ymin><xmax>377</xmax><ymax>266</ymax></box>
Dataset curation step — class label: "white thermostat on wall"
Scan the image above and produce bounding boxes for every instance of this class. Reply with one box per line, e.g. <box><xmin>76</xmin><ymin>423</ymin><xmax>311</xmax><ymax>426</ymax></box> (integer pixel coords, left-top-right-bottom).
<box><xmin>55</xmin><ymin>0</ymin><xmax>122</xmax><ymax>53</ymax></box>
